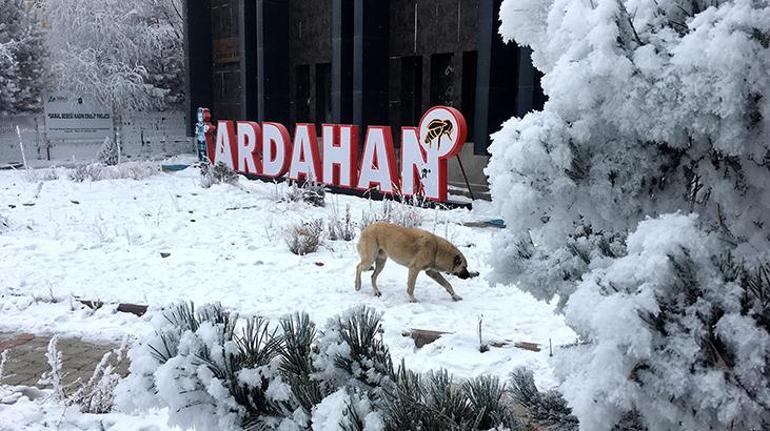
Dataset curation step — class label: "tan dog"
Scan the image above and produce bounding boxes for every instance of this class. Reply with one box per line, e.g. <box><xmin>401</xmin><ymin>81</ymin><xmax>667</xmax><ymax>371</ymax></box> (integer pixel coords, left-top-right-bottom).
<box><xmin>355</xmin><ymin>222</ymin><xmax>479</xmax><ymax>302</ymax></box>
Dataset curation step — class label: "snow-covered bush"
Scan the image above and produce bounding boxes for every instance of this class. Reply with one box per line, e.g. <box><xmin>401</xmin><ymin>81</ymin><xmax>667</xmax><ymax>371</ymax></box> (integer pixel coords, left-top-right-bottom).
<box><xmin>97</xmin><ymin>137</ymin><xmax>119</xmax><ymax>166</ymax></box>
<box><xmin>488</xmin><ymin>1</ymin><xmax>770</xmax><ymax>429</ymax></box>
<box><xmin>279</xmin><ymin>181</ymin><xmax>327</xmax><ymax>207</ymax></box>
<box><xmin>328</xmin><ymin>204</ymin><xmax>356</xmax><ymax>241</ymax></box>
<box><xmin>0</xmin><ymin>0</ymin><xmax>45</xmax><ymax>114</ymax></box>
<box><xmin>313</xmin><ymin>307</ymin><xmax>393</xmax><ymax>394</ymax></box>
<box><xmin>285</xmin><ymin>219</ymin><xmax>324</xmax><ymax>256</ymax></box>
<box><xmin>489</xmin><ymin>0</ymin><xmax>770</xmax><ymax>306</ymax></box>
<box><xmin>300</xmin><ymin>182</ymin><xmax>326</xmax><ymax>207</ymax></box>
<box><xmin>201</xmin><ymin>161</ymin><xmax>239</xmax><ymax>188</ymax></box>
<box><xmin>278</xmin><ymin>312</ymin><xmax>329</xmax><ymax>420</ymax></box>
<box><xmin>119</xmin><ymin>304</ymin><xmax>528</xmax><ymax>430</ymax></box>
<box><xmin>556</xmin><ymin>214</ymin><xmax>770</xmax><ymax>430</ymax></box>
<box><xmin>116</xmin><ymin>303</ymin><xmax>290</xmax><ymax>430</ymax></box>
<box><xmin>509</xmin><ymin>367</ymin><xmax>578</xmax><ymax>431</ymax></box>
<box><xmin>68</xmin><ymin>164</ymin><xmax>102</xmax><ymax>183</ymax></box>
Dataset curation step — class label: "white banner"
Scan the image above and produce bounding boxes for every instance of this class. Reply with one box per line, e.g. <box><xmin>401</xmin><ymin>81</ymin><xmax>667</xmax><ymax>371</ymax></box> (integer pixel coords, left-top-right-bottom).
<box><xmin>43</xmin><ymin>93</ymin><xmax>113</xmax><ymax>141</ymax></box>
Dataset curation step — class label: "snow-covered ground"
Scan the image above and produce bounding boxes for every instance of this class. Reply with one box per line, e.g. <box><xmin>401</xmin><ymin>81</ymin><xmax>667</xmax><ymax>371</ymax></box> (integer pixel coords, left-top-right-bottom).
<box><xmin>0</xmin><ymin>161</ymin><xmax>574</xmax><ymax>427</ymax></box>
<box><xmin>0</xmin><ymin>392</ymin><xmax>175</xmax><ymax>431</ymax></box>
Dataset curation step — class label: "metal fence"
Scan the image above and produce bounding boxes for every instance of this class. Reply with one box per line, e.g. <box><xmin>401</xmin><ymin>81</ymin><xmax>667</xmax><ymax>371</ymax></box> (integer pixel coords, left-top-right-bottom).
<box><xmin>0</xmin><ymin>111</ymin><xmax>194</xmax><ymax>165</ymax></box>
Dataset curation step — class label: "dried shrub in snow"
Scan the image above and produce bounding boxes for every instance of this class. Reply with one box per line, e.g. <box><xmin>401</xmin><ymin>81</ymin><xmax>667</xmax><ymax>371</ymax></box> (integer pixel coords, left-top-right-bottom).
<box><xmin>285</xmin><ymin>219</ymin><xmax>324</xmax><ymax>256</ymax></box>
<box><xmin>38</xmin><ymin>336</ymin><xmax>66</xmax><ymax>401</ymax></box>
<box><xmin>0</xmin><ymin>350</ymin><xmax>7</xmax><ymax>383</ymax></box>
<box><xmin>68</xmin><ymin>162</ymin><xmax>160</xmax><ymax>182</ymax></box>
<box><xmin>23</xmin><ymin>168</ymin><xmax>61</xmax><ymax>183</ymax></box>
<box><xmin>359</xmin><ymin>198</ymin><xmax>423</xmax><ymax>231</ymax></box>
<box><xmin>279</xmin><ymin>181</ymin><xmax>326</xmax><ymax>207</ymax></box>
<box><xmin>328</xmin><ymin>204</ymin><xmax>355</xmax><ymax>241</ymax></box>
<box><xmin>68</xmin><ymin>343</ymin><xmax>127</xmax><ymax>414</ymax></box>
<box><xmin>69</xmin><ymin>164</ymin><xmax>104</xmax><ymax>182</ymax></box>
<box><xmin>200</xmin><ymin>162</ymin><xmax>238</xmax><ymax>188</ymax></box>
<box><xmin>36</xmin><ymin>336</ymin><xmax>127</xmax><ymax>413</ymax></box>
<box><xmin>100</xmin><ymin>161</ymin><xmax>160</xmax><ymax>181</ymax></box>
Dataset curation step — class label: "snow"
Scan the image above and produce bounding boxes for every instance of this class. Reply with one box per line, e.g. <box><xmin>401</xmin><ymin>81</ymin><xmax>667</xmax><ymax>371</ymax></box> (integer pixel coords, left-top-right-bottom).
<box><xmin>558</xmin><ymin>214</ymin><xmax>770</xmax><ymax>430</ymax></box>
<box><xmin>310</xmin><ymin>389</ymin><xmax>349</xmax><ymax>431</ymax></box>
<box><xmin>0</xmin><ymin>164</ymin><xmax>574</xmax><ymax>426</ymax></box>
<box><xmin>0</xmin><ymin>392</ymin><xmax>177</xmax><ymax>431</ymax></box>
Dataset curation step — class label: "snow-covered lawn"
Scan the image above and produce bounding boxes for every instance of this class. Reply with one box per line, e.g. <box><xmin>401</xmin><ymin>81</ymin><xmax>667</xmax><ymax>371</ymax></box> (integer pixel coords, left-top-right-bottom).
<box><xmin>0</xmin><ymin>162</ymin><xmax>574</xmax><ymax>427</ymax></box>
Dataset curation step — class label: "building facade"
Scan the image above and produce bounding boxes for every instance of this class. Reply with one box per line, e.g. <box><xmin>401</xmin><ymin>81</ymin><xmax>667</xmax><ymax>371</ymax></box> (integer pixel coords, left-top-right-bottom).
<box><xmin>184</xmin><ymin>0</ymin><xmax>544</xmax><ymax>194</ymax></box>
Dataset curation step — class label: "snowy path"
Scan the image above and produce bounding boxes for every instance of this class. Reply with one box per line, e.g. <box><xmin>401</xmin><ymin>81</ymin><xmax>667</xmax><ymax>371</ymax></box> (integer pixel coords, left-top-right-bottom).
<box><xmin>0</xmin><ymin>166</ymin><xmax>574</xmax><ymax>387</ymax></box>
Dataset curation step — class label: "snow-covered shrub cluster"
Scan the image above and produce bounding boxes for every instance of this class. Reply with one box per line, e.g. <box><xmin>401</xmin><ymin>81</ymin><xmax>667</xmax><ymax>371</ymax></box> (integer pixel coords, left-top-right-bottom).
<box><xmin>68</xmin><ymin>162</ymin><xmax>160</xmax><ymax>183</ymax></box>
<box><xmin>116</xmin><ymin>304</ymin><xmax>526</xmax><ymax>431</ymax></box>
<box><xmin>488</xmin><ymin>1</ymin><xmax>770</xmax><ymax>429</ymax></box>
<box><xmin>0</xmin><ymin>0</ymin><xmax>45</xmax><ymax>114</ymax></box>
<box><xmin>285</xmin><ymin>219</ymin><xmax>324</xmax><ymax>256</ymax></box>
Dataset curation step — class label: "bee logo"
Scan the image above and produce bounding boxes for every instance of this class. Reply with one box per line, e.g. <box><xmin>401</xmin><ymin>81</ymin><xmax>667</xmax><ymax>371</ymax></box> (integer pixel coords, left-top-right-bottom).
<box><xmin>424</xmin><ymin>119</ymin><xmax>454</xmax><ymax>149</ymax></box>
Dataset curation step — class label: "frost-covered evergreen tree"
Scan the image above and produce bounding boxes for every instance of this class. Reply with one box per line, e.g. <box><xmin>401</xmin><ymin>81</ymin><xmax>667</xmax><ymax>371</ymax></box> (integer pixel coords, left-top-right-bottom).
<box><xmin>42</xmin><ymin>0</ymin><xmax>184</xmax><ymax>112</ymax></box>
<box><xmin>487</xmin><ymin>0</ymin><xmax>770</xmax><ymax>429</ymax></box>
<box><xmin>0</xmin><ymin>0</ymin><xmax>45</xmax><ymax>114</ymax></box>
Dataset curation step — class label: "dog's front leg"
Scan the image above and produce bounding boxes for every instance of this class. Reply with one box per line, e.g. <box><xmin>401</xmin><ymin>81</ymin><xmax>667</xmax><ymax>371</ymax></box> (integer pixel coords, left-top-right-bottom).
<box><xmin>406</xmin><ymin>267</ymin><xmax>420</xmax><ymax>303</ymax></box>
<box><xmin>425</xmin><ymin>269</ymin><xmax>462</xmax><ymax>301</ymax></box>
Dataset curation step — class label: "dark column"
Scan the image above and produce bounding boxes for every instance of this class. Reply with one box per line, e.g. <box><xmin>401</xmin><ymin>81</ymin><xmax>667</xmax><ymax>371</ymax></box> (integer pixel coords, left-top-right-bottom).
<box><xmin>515</xmin><ymin>47</ymin><xmax>537</xmax><ymax>117</ymax></box>
<box><xmin>474</xmin><ymin>0</ymin><xmax>518</xmax><ymax>154</ymax></box>
<box><xmin>256</xmin><ymin>0</ymin><xmax>290</xmax><ymax>124</ymax></box>
<box><xmin>184</xmin><ymin>0</ymin><xmax>213</xmax><ymax>133</ymax></box>
<box><xmin>239</xmin><ymin>0</ymin><xmax>258</xmax><ymax>120</ymax></box>
<box><xmin>331</xmin><ymin>0</ymin><xmax>354</xmax><ymax>123</ymax></box>
<box><xmin>353</xmin><ymin>0</ymin><xmax>390</xmax><ymax>129</ymax></box>
<box><xmin>518</xmin><ymin>46</ymin><xmax>547</xmax><ymax>113</ymax></box>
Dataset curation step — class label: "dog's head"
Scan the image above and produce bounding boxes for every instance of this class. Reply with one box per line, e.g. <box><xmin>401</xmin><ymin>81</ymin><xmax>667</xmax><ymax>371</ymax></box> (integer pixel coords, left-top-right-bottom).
<box><xmin>452</xmin><ymin>254</ymin><xmax>479</xmax><ymax>280</ymax></box>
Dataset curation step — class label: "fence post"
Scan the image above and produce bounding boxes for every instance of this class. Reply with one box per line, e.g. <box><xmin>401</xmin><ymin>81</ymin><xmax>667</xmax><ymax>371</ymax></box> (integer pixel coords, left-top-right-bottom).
<box><xmin>15</xmin><ymin>125</ymin><xmax>28</xmax><ymax>170</ymax></box>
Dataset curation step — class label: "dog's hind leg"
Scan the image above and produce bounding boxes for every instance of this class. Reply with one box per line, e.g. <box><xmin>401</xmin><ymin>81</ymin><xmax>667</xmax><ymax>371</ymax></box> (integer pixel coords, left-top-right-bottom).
<box><xmin>406</xmin><ymin>267</ymin><xmax>420</xmax><ymax>303</ymax></box>
<box><xmin>371</xmin><ymin>253</ymin><xmax>387</xmax><ymax>297</ymax></box>
<box><xmin>425</xmin><ymin>269</ymin><xmax>462</xmax><ymax>301</ymax></box>
<box><xmin>355</xmin><ymin>246</ymin><xmax>377</xmax><ymax>292</ymax></box>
